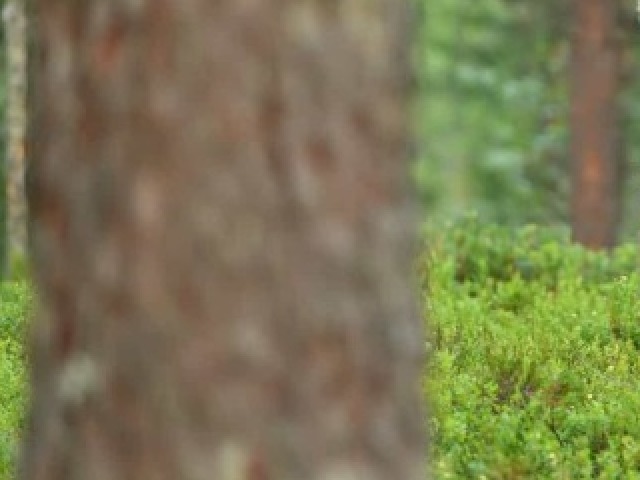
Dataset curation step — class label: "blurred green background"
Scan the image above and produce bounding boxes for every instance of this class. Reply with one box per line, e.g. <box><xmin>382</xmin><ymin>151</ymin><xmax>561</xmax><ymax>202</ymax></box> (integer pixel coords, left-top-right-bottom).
<box><xmin>412</xmin><ymin>0</ymin><xmax>640</xmax><ymax>240</ymax></box>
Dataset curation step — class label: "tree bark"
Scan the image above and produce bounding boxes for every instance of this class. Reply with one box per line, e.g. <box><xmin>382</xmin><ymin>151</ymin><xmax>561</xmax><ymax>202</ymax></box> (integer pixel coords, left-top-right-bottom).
<box><xmin>4</xmin><ymin>0</ymin><xmax>28</xmax><ymax>270</ymax></box>
<box><xmin>569</xmin><ymin>0</ymin><xmax>622</xmax><ymax>249</ymax></box>
<box><xmin>23</xmin><ymin>2</ymin><xmax>424</xmax><ymax>480</ymax></box>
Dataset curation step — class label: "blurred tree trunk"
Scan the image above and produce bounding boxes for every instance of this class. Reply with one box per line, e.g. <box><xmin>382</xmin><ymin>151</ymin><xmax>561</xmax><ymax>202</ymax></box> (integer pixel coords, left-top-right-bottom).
<box><xmin>3</xmin><ymin>0</ymin><xmax>27</xmax><ymax>272</ymax></box>
<box><xmin>23</xmin><ymin>2</ymin><xmax>424</xmax><ymax>480</ymax></box>
<box><xmin>569</xmin><ymin>0</ymin><xmax>623</xmax><ymax>249</ymax></box>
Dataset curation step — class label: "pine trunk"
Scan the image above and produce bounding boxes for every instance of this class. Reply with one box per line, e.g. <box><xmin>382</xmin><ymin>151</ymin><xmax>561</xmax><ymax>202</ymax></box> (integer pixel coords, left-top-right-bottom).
<box><xmin>569</xmin><ymin>0</ymin><xmax>622</xmax><ymax>249</ymax></box>
<box><xmin>23</xmin><ymin>2</ymin><xmax>424</xmax><ymax>479</ymax></box>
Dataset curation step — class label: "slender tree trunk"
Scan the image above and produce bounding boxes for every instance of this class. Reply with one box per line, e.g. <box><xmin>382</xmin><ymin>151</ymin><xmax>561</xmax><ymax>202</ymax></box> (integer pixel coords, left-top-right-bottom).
<box><xmin>23</xmin><ymin>2</ymin><xmax>424</xmax><ymax>480</ymax></box>
<box><xmin>4</xmin><ymin>0</ymin><xmax>27</xmax><ymax>270</ymax></box>
<box><xmin>569</xmin><ymin>0</ymin><xmax>622</xmax><ymax>249</ymax></box>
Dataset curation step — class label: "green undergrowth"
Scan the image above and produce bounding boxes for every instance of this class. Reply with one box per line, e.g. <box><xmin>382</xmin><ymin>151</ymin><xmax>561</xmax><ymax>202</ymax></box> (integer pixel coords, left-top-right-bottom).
<box><xmin>423</xmin><ymin>218</ymin><xmax>640</xmax><ymax>479</ymax></box>
<box><xmin>2</xmin><ymin>220</ymin><xmax>640</xmax><ymax>478</ymax></box>
<box><xmin>0</xmin><ymin>281</ymin><xmax>29</xmax><ymax>479</ymax></box>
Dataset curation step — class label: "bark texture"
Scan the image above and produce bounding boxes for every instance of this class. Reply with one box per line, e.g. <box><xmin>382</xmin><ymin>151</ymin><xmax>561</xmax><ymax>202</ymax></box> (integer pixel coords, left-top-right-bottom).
<box><xmin>569</xmin><ymin>0</ymin><xmax>622</xmax><ymax>249</ymax></box>
<box><xmin>4</xmin><ymin>0</ymin><xmax>28</xmax><ymax>264</ymax></box>
<box><xmin>23</xmin><ymin>2</ymin><xmax>424</xmax><ymax>480</ymax></box>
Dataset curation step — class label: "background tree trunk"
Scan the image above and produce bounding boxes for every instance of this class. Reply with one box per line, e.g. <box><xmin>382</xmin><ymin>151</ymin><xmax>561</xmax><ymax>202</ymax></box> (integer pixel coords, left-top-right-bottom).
<box><xmin>569</xmin><ymin>0</ymin><xmax>623</xmax><ymax>249</ymax></box>
<box><xmin>4</xmin><ymin>0</ymin><xmax>27</xmax><ymax>272</ymax></box>
<box><xmin>23</xmin><ymin>2</ymin><xmax>424</xmax><ymax>480</ymax></box>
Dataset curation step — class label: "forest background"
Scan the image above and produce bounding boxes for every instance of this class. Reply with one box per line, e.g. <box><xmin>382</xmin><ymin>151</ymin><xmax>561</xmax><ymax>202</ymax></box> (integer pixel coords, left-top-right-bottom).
<box><xmin>414</xmin><ymin>0</ymin><xmax>638</xmax><ymax>241</ymax></box>
<box><xmin>0</xmin><ymin>1</ymin><xmax>635</xmax><ymax>259</ymax></box>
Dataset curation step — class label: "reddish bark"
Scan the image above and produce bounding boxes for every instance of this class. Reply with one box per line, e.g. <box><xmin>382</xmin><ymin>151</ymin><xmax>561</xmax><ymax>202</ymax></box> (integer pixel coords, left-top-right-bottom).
<box><xmin>569</xmin><ymin>0</ymin><xmax>623</xmax><ymax>249</ymax></box>
<box><xmin>22</xmin><ymin>2</ymin><xmax>424</xmax><ymax>479</ymax></box>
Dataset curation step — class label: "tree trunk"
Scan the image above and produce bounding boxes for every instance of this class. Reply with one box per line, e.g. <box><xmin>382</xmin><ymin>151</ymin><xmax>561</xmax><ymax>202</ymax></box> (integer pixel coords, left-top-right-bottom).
<box><xmin>4</xmin><ymin>0</ymin><xmax>28</xmax><ymax>270</ymax></box>
<box><xmin>569</xmin><ymin>0</ymin><xmax>622</xmax><ymax>249</ymax></box>
<box><xmin>23</xmin><ymin>2</ymin><xmax>424</xmax><ymax>480</ymax></box>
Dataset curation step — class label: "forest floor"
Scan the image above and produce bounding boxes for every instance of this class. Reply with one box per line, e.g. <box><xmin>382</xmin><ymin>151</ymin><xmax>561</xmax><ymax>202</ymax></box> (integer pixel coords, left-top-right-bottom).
<box><xmin>2</xmin><ymin>220</ymin><xmax>640</xmax><ymax>478</ymax></box>
<box><xmin>424</xmin><ymin>219</ymin><xmax>640</xmax><ymax>479</ymax></box>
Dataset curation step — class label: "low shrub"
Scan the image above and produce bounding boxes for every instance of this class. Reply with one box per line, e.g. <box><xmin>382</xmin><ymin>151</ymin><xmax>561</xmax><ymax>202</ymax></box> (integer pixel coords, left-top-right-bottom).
<box><xmin>0</xmin><ymin>281</ymin><xmax>29</xmax><ymax>479</ymax></box>
<box><xmin>424</xmin><ymin>219</ymin><xmax>640</xmax><ymax>479</ymax></box>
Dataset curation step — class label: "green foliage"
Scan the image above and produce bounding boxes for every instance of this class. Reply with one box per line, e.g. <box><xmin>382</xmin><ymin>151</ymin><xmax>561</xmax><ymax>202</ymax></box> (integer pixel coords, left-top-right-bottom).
<box><xmin>424</xmin><ymin>220</ymin><xmax>640</xmax><ymax>478</ymax></box>
<box><xmin>7</xmin><ymin>251</ymin><xmax>28</xmax><ymax>283</ymax></box>
<box><xmin>413</xmin><ymin>0</ymin><xmax>640</xmax><ymax>238</ymax></box>
<box><xmin>0</xmin><ymin>281</ymin><xmax>29</xmax><ymax>479</ymax></box>
<box><xmin>413</xmin><ymin>0</ymin><xmax>569</xmax><ymax>226</ymax></box>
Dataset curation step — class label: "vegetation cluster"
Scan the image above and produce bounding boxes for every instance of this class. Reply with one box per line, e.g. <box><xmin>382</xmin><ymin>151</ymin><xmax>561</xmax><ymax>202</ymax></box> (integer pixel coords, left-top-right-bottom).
<box><xmin>0</xmin><ymin>281</ymin><xmax>28</xmax><ymax>479</ymax></box>
<box><xmin>424</xmin><ymin>219</ymin><xmax>640</xmax><ymax>478</ymax></box>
